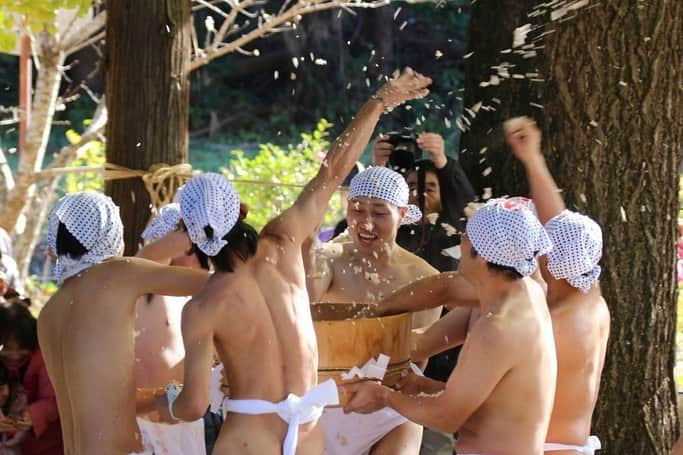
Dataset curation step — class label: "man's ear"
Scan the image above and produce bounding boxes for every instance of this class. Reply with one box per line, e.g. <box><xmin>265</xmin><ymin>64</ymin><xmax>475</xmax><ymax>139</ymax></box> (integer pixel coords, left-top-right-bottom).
<box><xmin>239</xmin><ymin>203</ymin><xmax>249</xmax><ymax>221</ymax></box>
<box><xmin>398</xmin><ymin>206</ymin><xmax>409</xmax><ymax>221</ymax></box>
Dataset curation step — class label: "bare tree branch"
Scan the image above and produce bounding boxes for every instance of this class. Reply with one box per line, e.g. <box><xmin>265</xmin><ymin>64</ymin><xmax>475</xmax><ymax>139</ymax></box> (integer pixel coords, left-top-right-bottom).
<box><xmin>61</xmin><ymin>11</ymin><xmax>107</xmax><ymax>55</ymax></box>
<box><xmin>190</xmin><ymin>0</ymin><xmax>389</xmax><ymax>71</ymax></box>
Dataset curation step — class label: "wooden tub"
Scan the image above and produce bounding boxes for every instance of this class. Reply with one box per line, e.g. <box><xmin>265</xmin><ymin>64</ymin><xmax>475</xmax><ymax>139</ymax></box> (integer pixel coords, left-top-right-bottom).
<box><xmin>312</xmin><ymin>302</ymin><xmax>413</xmax><ymax>405</ymax></box>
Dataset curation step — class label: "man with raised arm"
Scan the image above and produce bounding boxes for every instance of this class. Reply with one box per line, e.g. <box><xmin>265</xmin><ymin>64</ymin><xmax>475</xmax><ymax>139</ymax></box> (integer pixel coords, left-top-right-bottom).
<box><xmin>506</xmin><ymin>117</ymin><xmax>609</xmax><ymax>454</ymax></box>
<box><xmin>151</xmin><ymin>69</ymin><xmax>432</xmax><ymax>455</ymax></box>
<box><xmin>343</xmin><ymin>198</ymin><xmax>557</xmax><ymax>454</ymax></box>
<box><xmin>37</xmin><ymin>192</ymin><xmax>209</xmax><ymax>455</ymax></box>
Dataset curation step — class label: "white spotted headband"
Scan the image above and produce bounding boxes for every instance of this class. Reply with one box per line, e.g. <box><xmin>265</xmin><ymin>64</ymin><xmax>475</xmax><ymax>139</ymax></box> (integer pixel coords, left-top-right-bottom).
<box><xmin>544</xmin><ymin>210</ymin><xmax>602</xmax><ymax>293</ymax></box>
<box><xmin>348</xmin><ymin>166</ymin><xmax>422</xmax><ymax>225</ymax></box>
<box><xmin>179</xmin><ymin>173</ymin><xmax>241</xmax><ymax>256</ymax></box>
<box><xmin>142</xmin><ymin>203</ymin><xmax>182</xmax><ymax>243</ymax></box>
<box><xmin>47</xmin><ymin>192</ymin><xmax>124</xmax><ymax>283</ymax></box>
<box><xmin>466</xmin><ymin>198</ymin><xmax>552</xmax><ymax>277</ymax></box>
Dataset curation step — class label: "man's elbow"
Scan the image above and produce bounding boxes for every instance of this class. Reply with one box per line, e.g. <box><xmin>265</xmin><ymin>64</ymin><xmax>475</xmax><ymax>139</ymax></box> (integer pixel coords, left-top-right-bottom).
<box><xmin>432</xmin><ymin>413</ymin><xmax>465</xmax><ymax>434</ymax></box>
<box><xmin>178</xmin><ymin>405</ymin><xmax>206</xmax><ymax>422</ymax></box>
<box><xmin>175</xmin><ymin>399</ymin><xmax>208</xmax><ymax>422</ymax></box>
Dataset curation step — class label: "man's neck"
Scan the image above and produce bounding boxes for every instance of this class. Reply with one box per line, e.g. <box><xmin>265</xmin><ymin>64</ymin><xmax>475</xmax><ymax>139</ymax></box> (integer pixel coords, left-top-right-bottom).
<box><xmin>546</xmin><ymin>278</ymin><xmax>580</xmax><ymax>307</ymax></box>
<box><xmin>357</xmin><ymin>241</ymin><xmax>400</xmax><ymax>266</ymax></box>
<box><xmin>473</xmin><ymin>273</ymin><xmax>519</xmax><ymax>315</ymax></box>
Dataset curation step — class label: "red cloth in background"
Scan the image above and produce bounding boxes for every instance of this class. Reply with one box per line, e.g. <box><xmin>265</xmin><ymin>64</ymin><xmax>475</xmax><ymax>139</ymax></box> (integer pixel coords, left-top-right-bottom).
<box><xmin>20</xmin><ymin>350</ymin><xmax>63</xmax><ymax>455</ymax></box>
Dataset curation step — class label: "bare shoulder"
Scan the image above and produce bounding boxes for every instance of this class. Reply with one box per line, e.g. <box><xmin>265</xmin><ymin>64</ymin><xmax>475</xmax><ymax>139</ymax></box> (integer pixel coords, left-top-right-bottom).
<box><xmin>467</xmin><ymin>315</ymin><xmax>513</xmax><ymax>355</ymax></box>
<box><xmin>401</xmin><ymin>248</ymin><xmax>438</xmax><ymax>279</ymax></box>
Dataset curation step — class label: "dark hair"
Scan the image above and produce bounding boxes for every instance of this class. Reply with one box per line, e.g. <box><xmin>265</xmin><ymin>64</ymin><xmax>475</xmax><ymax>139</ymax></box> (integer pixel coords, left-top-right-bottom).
<box><xmin>191</xmin><ymin>220</ymin><xmax>258</xmax><ymax>273</ymax></box>
<box><xmin>0</xmin><ymin>362</ymin><xmax>8</xmax><ymax>386</ymax></box>
<box><xmin>0</xmin><ymin>301</ymin><xmax>38</xmax><ymax>352</ymax></box>
<box><xmin>408</xmin><ymin>160</ymin><xmax>439</xmax><ymax>212</ymax></box>
<box><xmin>469</xmin><ymin>245</ymin><xmax>523</xmax><ymax>280</ymax></box>
<box><xmin>56</xmin><ymin>222</ymin><xmax>88</xmax><ymax>259</ymax></box>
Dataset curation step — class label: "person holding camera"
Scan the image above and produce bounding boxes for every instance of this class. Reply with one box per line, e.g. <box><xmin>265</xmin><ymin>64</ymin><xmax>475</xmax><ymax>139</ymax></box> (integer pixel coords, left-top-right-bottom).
<box><xmin>373</xmin><ymin>130</ymin><xmax>476</xmax><ymax>273</ymax></box>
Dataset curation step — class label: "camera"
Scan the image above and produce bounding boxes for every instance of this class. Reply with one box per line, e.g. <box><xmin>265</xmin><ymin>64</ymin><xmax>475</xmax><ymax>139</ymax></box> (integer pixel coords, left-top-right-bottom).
<box><xmin>385</xmin><ymin>128</ymin><xmax>420</xmax><ymax>173</ymax></box>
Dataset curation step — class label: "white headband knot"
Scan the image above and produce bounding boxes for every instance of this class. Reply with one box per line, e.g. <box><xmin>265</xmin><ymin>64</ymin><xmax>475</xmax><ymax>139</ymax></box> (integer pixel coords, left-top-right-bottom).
<box><xmin>347</xmin><ymin>166</ymin><xmax>421</xmax><ymax>225</ymax></box>
<box><xmin>47</xmin><ymin>192</ymin><xmax>123</xmax><ymax>283</ymax></box>
<box><xmin>545</xmin><ymin>210</ymin><xmax>602</xmax><ymax>293</ymax></box>
<box><xmin>466</xmin><ymin>198</ymin><xmax>552</xmax><ymax>276</ymax></box>
<box><xmin>142</xmin><ymin>203</ymin><xmax>182</xmax><ymax>242</ymax></box>
<box><xmin>180</xmin><ymin>173</ymin><xmax>240</xmax><ymax>256</ymax></box>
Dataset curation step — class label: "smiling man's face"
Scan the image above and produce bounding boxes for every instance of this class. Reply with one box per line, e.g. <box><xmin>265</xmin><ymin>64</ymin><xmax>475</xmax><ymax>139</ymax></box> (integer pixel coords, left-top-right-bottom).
<box><xmin>346</xmin><ymin>197</ymin><xmax>406</xmax><ymax>252</ymax></box>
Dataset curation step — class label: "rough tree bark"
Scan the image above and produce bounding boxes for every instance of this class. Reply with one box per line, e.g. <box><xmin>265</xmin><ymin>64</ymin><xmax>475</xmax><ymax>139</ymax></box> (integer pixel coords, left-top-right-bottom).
<box><xmin>460</xmin><ymin>1</ymin><xmax>682</xmax><ymax>453</ymax></box>
<box><xmin>105</xmin><ymin>0</ymin><xmax>191</xmax><ymax>255</ymax></box>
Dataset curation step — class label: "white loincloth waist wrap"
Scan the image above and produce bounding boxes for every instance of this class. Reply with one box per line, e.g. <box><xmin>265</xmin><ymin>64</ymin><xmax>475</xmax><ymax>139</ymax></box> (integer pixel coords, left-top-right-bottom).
<box><xmin>224</xmin><ymin>378</ymin><xmax>339</xmax><ymax>455</ymax></box>
<box><xmin>544</xmin><ymin>435</ymin><xmax>601</xmax><ymax>454</ymax></box>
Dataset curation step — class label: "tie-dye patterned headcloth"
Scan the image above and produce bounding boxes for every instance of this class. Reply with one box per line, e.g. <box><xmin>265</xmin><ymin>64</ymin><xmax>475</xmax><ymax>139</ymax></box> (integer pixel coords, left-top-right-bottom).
<box><xmin>466</xmin><ymin>198</ymin><xmax>552</xmax><ymax>276</ymax></box>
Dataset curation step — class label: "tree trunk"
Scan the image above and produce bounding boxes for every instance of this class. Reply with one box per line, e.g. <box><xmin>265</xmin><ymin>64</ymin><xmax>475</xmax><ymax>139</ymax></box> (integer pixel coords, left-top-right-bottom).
<box><xmin>461</xmin><ymin>1</ymin><xmax>682</xmax><ymax>453</ymax></box>
<box><xmin>14</xmin><ymin>179</ymin><xmax>60</xmax><ymax>282</ymax></box>
<box><xmin>0</xmin><ymin>32</ymin><xmax>64</xmax><ymax>233</ymax></box>
<box><xmin>105</xmin><ymin>0</ymin><xmax>191</xmax><ymax>255</ymax></box>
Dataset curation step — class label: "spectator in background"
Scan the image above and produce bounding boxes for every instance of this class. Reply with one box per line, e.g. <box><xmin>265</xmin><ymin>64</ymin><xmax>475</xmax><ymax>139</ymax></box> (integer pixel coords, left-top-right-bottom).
<box><xmin>0</xmin><ymin>361</ymin><xmax>28</xmax><ymax>454</ymax></box>
<box><xmin>0</xmin><ymin>301</ymin><xmax>62</xmax><ymax>454</ymax></box>
<box><xmin>373</xmin><ymin>131</ymin><xmax>476</xmax><ymax>382</ymax></box>
<box><xmin>0</xmin><ymin>229</ymin><xmax>23</xmax><ymax>296</ymax></box>
<box><xmin>373</xmin><ymin>132</ymin><xmax>475</xmax><ymax>271</ymax></box>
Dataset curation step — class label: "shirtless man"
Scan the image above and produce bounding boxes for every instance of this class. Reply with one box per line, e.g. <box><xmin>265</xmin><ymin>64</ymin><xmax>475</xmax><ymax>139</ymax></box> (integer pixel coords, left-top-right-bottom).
<box><xmin>343</xmin><ymin>198</ymin><xmax>557</xmax><ymax>454</ymax></box>
<box><xmin>36</xmin><ymin>192</ymin><xmax>209</xmax><ymax>454</ymax></box>
<box><xmin>305</xmin><ymin>165</ymin><xmax>442</xmax><ymax>455</ymax></box>
<box><xmin>150</xmin><ymin>69</ymin><xmax>432</xmax><ymax>455</ymax></box>
<box><xmin>134</xmin><ymin>203</ymin><xmax>209</xmax><ymax>455</ymax></box>
<box><xmin>507</xmin><ymin>117</ymin><xmax>609</xmax><ymax>454</ymax></box>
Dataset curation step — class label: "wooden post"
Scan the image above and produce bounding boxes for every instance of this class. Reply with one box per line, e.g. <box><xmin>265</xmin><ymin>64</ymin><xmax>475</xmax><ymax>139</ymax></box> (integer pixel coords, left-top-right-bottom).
<box><xmin>18</xmin><ymin>35</ymin><xmax>31</xmax><ymax>155</ymax></box>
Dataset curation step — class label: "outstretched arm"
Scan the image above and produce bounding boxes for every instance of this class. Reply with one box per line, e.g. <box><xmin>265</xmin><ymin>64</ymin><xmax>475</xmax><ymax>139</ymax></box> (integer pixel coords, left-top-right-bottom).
<box><xmin>262</xmin><ymin>68</ymin><xmax>432</xmax><ymax>246</ymax></box>
<box><xmin>131</xmin><ymin>257</ymin><xmax>209</xmax><ymax>297</ymax></box>
<box><xmin>135</xmin><ymin>230</ymin><xmax>190</xmax><ymax>264</ymax></box>
<box><xmin>342</xmin><ymin>318</ymin><xmax>513</xmax><ymax>433</ymax></box>
<box><xmin>505</xmin><ymin>117</ymin><xmax>565</xmax><ymax>224</ymax></box>
<box><xmin>155</xmin><ymin>299</ymin><xmax>215</xmax><ymax>421</ymax></box>
<box><xmin>412</xmin><ymin>307</ymin><xmax>471</xmax><ymax>363</ymax></box>
<box><xmin>375</xmin><ymin>272</ymin><xmax>477</xmax><ymax>316</ymax></box>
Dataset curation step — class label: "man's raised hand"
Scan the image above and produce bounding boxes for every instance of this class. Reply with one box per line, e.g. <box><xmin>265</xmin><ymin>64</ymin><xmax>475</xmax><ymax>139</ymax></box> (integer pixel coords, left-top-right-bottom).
<box><xmin>374</xmin><ymin>67</ymin><xmax>432</xmax><ymax>112</ymax></box>
<box><xmin>504</xmin><ymin>116</ymin><xmax>542</xmax><ymax>165</ymax></box>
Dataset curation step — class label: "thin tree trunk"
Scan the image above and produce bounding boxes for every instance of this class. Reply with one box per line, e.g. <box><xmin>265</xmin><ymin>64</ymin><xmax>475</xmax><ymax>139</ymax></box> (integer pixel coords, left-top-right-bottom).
<box><xmin>14</xmin><ymin>179</ymin><xmax>60</xmax><ymax>282</ymax></box>
<box><xmin>0</xmin><ymin>32</ymin><xmax>64</xmax><ymax>233</ymax></box>
<box><xmin>105</xmin><ymin>0</ymin><xmax>192</xmax><ymax>255</ymax></box>
<box><xmin>461</xmin><ymin>1</ymin><xmax>682</xmax><ymax>452</ymax></box>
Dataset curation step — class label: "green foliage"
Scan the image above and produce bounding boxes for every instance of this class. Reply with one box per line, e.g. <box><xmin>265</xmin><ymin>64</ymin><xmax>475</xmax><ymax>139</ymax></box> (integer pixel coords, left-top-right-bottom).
<box><xmin>0</xmin><ymin>0</ymin><xmax>91</xmax><ymax>52</ymax></box>
<box><xmin>223</xmin><ymin>119</ymin><xmax>344</xmax><ymax>231</ymax></box>
<box><xmin>60</xmin><ymin>125</ymin><xmax>104</xmax><ymax>193</ymax></box>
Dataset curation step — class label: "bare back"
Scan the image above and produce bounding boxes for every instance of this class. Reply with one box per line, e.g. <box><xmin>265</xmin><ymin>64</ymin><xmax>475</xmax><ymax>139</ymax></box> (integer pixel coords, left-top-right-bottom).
<box><xmin>455</xmin><ymin>279</ymin><xmax>557</xmax><ymax>454</ymax></box>
<box><xmin>191</xmin><ymin>237</ymin><xmax>321</xmax><ymax>454</ymax></box>
<box><xmin>37</xmin><ymin>258</ymin><xmax>207</xmax><ymax>455</ymax></box>
<box><xmin>546</xmin><ymin>287</ymin><xmax>610</xmax><ymax>448</ymax></box>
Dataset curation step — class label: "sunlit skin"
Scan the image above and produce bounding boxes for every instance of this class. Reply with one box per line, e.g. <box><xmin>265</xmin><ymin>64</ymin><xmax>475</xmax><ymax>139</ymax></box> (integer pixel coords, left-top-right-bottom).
<box><xmin>306</xmin><ymin>195</ymin><xmax>441</xmax><ymax>453</ymax></box>
<box><xmin>342</xmin><ymin>232</ymin><xmax>558</xmax><ymax>454</ymax></box>
<box><xmin>38</xmin><ymin>246</ymin><xmax>209</xmax><ymax>455</ymax></box>
<box><xmin>146</xmin><ymin>68</ymin><xmax>434</xmax><ymax>455</ymax></box>
<box><xmin>506</xmin><ymin>117</ymin><xmax>610</xmax><ymax>453</ymax></box>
